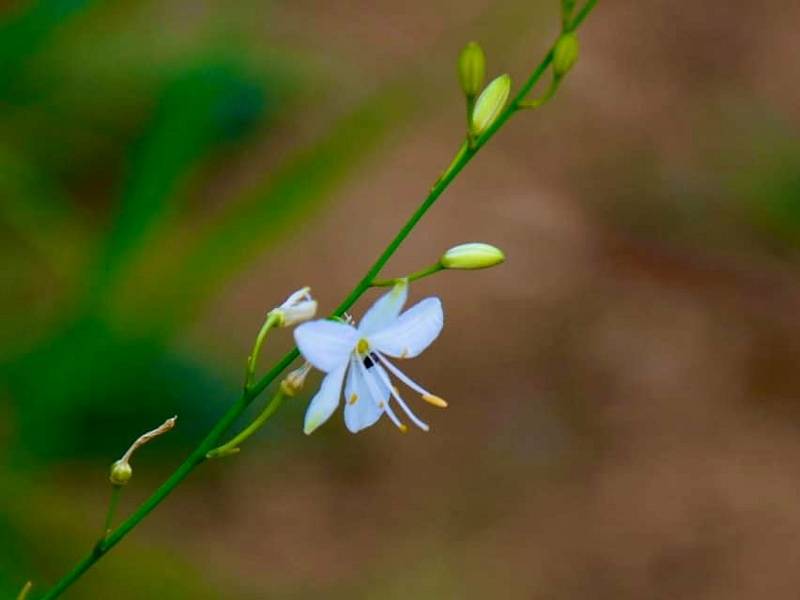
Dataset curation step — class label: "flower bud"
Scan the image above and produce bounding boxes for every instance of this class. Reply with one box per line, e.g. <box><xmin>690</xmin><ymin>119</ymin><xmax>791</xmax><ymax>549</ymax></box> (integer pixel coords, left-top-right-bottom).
<box><xmin>440</xmin><ymin>243</ymin><xmax>505</xmax><ymax>270</ymax></box>
<box><xmin>553</xmin><ymin>33</ymin><xmax>579</xmax><ymax>77</ymax></box>
<box><xmin>458</xmin><ymin>41</ymin><xmax>486</xmax><ymax>98</ymax></box>
<box><xmin>109</xmin><ymin>460</ymin><xmax>132</xmax><ymax>486</ymax></box>
<box><xmin>470</xmin><ymin>74</ymin><xmax>511</xmax><ymax>137</ymax></box>
<box><xmin>280</xmin><ymin>362</ymin><xmax>312</xmax><ymax>397</ymax></box>
<box><xmin>273</xmin><ymin>287</ymin><xmax>318</xmax><ymax>327</ymax></box>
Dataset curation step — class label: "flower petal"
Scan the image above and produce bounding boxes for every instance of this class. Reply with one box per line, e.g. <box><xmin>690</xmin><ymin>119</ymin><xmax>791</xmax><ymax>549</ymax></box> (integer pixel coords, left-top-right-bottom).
<box><xmin>357</xmin><ymin>280</ymin><xmax>408</xmax><ymax>336</ymax></box>
<box><xmin>369</xmin><ymin>297</ymin><xmax>443</xmax><ymax>358</ymax></box>
<box><xmin>303</xmin><ymin>365</ymin><xmax>347</xmax><ymax>434</ymax></box>
<box><xmin>343</xmin><ymin>357</ymin><xmax>385</xmax><ymax>433</ymax></box>
<box><xmin>294</xmin><ymin>320</ymin><xmax>358</xmax><ymax>372</ymax></box>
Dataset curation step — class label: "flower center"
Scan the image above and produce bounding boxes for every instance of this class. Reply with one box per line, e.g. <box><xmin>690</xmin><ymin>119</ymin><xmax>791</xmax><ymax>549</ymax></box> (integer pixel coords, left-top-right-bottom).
<box><xmin>356</xmin><ymin>338</ymin><xmax>370</xmax><ymax>354</ymax></box>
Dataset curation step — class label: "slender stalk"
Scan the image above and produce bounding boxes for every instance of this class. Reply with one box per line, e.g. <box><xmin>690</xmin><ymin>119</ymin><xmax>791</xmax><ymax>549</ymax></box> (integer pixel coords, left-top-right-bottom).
<box><xmin>17</xmin><ymin>581</ymin><xmax>33</xmax><ymax>600</ymax></box>
<box><xmin>206</xmin><ymin>390</ymin><xmax>287</xmax><ymax>458</ymax></box>
<box><xmin>245</xmin><ymin>312</ymin><xmax>280</xmax><ymax>389</ymax></box>
<box><xmin>102</xmin><ymin>486</ymin><xmax>122</xmax><ymax>537</ymax></box>
<box><xmin>371</xmin><ymin>263</ymin><xmax>444</xmax><ymax>287</ymax></box>
<box><xmin>40</xmin><ymin>3</ymin><xmax>598</xmax><ymax>597</ymax></box>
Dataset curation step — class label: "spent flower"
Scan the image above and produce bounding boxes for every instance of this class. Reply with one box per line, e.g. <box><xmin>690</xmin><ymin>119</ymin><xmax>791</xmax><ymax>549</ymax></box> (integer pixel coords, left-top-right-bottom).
<box><xmin>271</xmin><ymin>287</ymin><xmax>318</xmax><ymax>327</ymax></box>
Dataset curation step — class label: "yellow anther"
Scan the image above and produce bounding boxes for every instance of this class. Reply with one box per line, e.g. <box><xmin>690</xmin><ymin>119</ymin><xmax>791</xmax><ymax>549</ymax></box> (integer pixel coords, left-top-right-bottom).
<box><xmin>378</xmin><ymin>401</ymin><xmax>385</xmax><ymax>409</ymax></box>
<box><xmin>398</xmin><ymin>424</ymin><xmax>409</xmax><ymax>434</ymax></box>
<box><xmin>356</xmin><ymin>338</ymin><xmax>370</xmax><ymax>354</ymax></box>
<box><xmin>348</xmin><ymin>393</ymin><xmax>359</xmax><ymax>405</ymax></box>
<box><xmin>422</xmin><ymin>394</ymin><xmax>448</xmax><ymax>408</ymax></box>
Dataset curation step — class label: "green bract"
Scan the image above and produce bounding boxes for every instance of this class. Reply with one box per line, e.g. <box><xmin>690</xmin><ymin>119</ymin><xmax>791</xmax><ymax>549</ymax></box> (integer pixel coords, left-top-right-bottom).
<box><xmin>458</xmin><ymin>41</ymin><xmax>486</xmax><ymax>98</ymax></box>
<box><xmin>440</xmin><ymin>242</ymin><xmax>506</xmax><ymax>270</ymax></box>
<box><xmin>470</xmin><ymin>74</ymin><xmax>511</xmax><ymax>137</ymax></box>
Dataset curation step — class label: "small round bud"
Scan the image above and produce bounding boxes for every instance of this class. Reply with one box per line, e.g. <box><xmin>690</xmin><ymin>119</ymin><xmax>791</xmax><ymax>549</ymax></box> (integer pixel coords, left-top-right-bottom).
<box><xmin>440</xmin><ymin>243</ymin><xmax>505</xmax><ymax>270</ymax></box>
<box><xmin>109</xmin><ymin>460</ymin><xmax>132</xmax><ymax>486</ymax></box>
<box><xmin>458</xmin><ymin>41</ymin><xmax>486</xmax><ymax>98</ymax></box>
<box><xmin>470</xmin><ymin>74</ymin><xmax>511</xmax><ymax>137</ymax></box>
<box><xmin>553</xmin><ymin>33</ymin><xmax>579</xmax><ymax>78</ymax></box>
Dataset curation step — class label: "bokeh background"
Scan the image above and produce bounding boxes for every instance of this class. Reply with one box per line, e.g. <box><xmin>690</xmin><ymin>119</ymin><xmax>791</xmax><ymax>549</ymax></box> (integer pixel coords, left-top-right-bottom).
<box><xmin>3</xmin><ymin>0</ymin><xmax>800</xmax><ymax>597</ymax></box>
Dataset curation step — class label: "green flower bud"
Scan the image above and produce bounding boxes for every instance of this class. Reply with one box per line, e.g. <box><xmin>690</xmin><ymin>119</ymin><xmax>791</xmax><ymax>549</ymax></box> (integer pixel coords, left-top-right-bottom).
<box><xmin>458</xmin><ymin>41</ymin><xmax>486</xmax><ymax>98</ymax></box>
<box><xmin>553</xmin><ymin>33</ymin><xmax>579</xmax><ymax>77</ymax></box>
<box><xmin>440</xmin><ymin>243</ymin><xmax>506</xmax><ymax>270</ymax></box>
<box><xmin>109</xmin><ymin>460</ymin><xmax>132</xmax><ymax>486</ymax></box>
<box><xmin>470</xmin><ymin>74</ymin><xmax>511</xmax><ymax>137</ymax></box>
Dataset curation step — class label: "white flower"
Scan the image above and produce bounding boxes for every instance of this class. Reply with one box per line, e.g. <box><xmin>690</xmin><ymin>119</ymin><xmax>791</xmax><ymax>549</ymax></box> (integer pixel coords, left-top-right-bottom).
<box><xmin>294</xmin><ymin>281</ymin><xmax>446</xmax><ymax>434</ymax></box>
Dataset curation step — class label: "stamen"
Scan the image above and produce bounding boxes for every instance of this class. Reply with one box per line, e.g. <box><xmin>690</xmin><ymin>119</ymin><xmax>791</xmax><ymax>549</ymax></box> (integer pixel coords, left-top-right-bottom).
<box><xmin>348</xmin><ymin>393</ymin><xmax>359</xmax><ymax>405</ymax></box>
<box><xmin>373</xmin><ymin>364</ymin><xmax>430</xmax><ymax>432</ymax></box>
<box><xmin>422</xmin><ymin>394</ymin><xmax>448</xmax><ymax>408</ymax></box>
<box><xmin>376</xmin><ymin>353</ymin><xmax>436</xmax><ymax>398</ymax></box>
<box><xmin>357</xmin><ymin>358</ymin><xmax>405</xmax><ymax>431</ymax></box>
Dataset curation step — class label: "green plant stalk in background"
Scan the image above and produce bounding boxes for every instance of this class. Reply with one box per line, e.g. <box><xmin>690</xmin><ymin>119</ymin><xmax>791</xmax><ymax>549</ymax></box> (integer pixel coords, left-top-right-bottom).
<box><xmin>39</xmin><ymin>2</ymin><xmax>598</xmax><ymax>596</ymax></box>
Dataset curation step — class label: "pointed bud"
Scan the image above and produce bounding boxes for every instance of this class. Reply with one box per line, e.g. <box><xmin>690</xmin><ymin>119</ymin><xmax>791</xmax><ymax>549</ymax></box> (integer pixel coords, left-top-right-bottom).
<box><xmin>280</xmin><ymin>362</ymin><xmax>312</xmax><ymax>397</ymax></box>
<box><xmin>458</xmin><ymin>41</ymin><xmax>486</xmax><ymax>98</ymax></box>
<box><xmin>272</xmin><ymin>287</ymin><xmax>318</xmax><ymax>327</ymax></box>
<box><xmin>109</xmin><ymin>460</ymin><xmax>132</xmax><ymax>486</ymax></box>
<box><xmin>440</xmin><ymin>243</ymin><xmax>505</xmax><ymax>270</ymax></box>
<box><xmin>470</xmin><ymin>74</ymin><xmax>511</xmax><ymax>137</ymax></box>
<box><xmin>553</xmin><ymin>33</ymin><xmax>579</xmax><ymax>78</ymax></box>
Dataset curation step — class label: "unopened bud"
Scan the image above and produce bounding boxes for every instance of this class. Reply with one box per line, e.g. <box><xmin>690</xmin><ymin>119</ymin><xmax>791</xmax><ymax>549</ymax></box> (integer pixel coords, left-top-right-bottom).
<box><xmin>440</xmin><ymin>243</ymin><xmax>505</xmax><ymax>270</ymax></box>
<box><xmin>280</xmin><ymin>362</ymin><xmax>312</xmax><ymax>397</ymax></box>
<box><xmin>273</xmin><ymin>287</ymin><xmax>318</xmax><ymax>327</ymax></box>
<box><xmin>553</xmin><ymin>33</ymin><xmax>579</xmax><ymax>77</ymax></box>
<box><xmin>458</xmin><ymin>41</ymin><xmax>486</xmax><ymax>98</ymax></box>
<box><xmin>470</xmin><ymin>74</ymin><xmax>511</xmax><ymax>137</ymax></box>
<box><xmin>109</xmin><ymin>460</ymin><xmax>132</xmax><ymax>486</ymax></box>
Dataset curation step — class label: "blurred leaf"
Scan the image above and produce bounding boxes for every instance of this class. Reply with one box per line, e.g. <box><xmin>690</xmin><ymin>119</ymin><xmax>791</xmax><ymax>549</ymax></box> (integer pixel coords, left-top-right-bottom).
<box><xmin>86</xmin><ymin>61</ymin><xmax>274</xmax><ymax>306</ymax></box>
<box><xmin>0</xmin><ymin>472</ymin><xmax>229</xmax><ymax>599</ymax></box>
<box><xmin>0</xmin><ymin>0</ymin><xmax>98</xmax><ymax>95</ymax></box>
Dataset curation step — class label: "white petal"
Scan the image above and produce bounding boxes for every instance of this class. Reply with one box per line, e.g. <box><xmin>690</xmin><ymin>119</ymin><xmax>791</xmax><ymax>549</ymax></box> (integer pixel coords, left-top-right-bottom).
<box><xmin>303</xmin><ymin>365</ymin><xmax>347</xmax><ymax>434</ymax></box>
<box><xmin>294</xmin><ymin>320</ymin><xmax>358</xmax><ymax>372</ymax></box>
<box><xmin>369</xmin><ymin>297</ymin><xmax>443</xmax><ymax>358</ymax></box>
<box><xmin>357</xmin><ymin>280</ymin><xmax>408</xmax><ymax>336</ymax></box>
<box><xmin>343</xmin><ymin>357</ymin><xmax>385</xmax><ymax>433</ymax></box>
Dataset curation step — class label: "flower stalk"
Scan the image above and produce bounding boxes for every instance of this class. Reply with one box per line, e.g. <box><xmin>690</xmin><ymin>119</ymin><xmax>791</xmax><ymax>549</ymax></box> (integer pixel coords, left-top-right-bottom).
<box><xmin>39</xmin><ymin>2</ymin><xmax>599</xmax><ymax>596</ymax></box>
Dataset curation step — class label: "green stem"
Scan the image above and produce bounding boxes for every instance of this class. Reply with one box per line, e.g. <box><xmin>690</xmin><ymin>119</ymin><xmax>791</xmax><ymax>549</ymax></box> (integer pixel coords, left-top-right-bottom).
<box><xmin>245</xmin><ymin>312</ymin><xmax>280</xmax><ymax>388</ymax></box>
<box><xmin>371</xmin><ymin>263</ymin><xmax>444</xmax><ymax>287</ymax></box>
<box><xmin>17</xmin><ymin>581</ymin><xmax>32</xmax><ymax>600</ymax></box>
<box><xmin>102</xmin><ymin>486</ymin><xmax>122</xmax><ymax>537</ymax></box>
<box><xmin>206</xmin><ymin>390</ymin><xmax>286</xmax><ymax>458</ymax></box>
<box><xmin>516</xmin><ymin>75</ymin><xmax>562</xmax><ymax>110</ymax></box>
<box><xmin>39</xmin><ymin>3</ymin><xmax>598</xmax><ymax>597</ymax></box>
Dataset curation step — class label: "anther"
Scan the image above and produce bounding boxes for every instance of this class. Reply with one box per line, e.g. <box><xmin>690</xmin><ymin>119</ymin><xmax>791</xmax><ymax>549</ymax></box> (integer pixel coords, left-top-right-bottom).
<box><xmin>422</xmin><ymin>394</ymin><xmax>448</xmax><ymax>408</ymax></box>
<box><xmin>348</xmin><ymin>393</ymin><xmax>359</xmax><ymax>405</ymax></box>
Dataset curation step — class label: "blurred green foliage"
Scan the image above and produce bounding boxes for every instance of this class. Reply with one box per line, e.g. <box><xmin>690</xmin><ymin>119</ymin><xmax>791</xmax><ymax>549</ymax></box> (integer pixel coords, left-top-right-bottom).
<box><xmin>0</xmin><ymin>0</ymin><xmax>416</xmax><ymax>595</ymax></box>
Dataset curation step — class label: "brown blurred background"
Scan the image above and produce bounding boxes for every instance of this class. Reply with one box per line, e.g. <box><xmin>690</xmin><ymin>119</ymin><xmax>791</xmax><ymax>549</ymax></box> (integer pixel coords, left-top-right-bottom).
<box><xmin>3</xmin><ymin>0</ymin><xmax>800</xmax><ymax>598</ymax></box>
